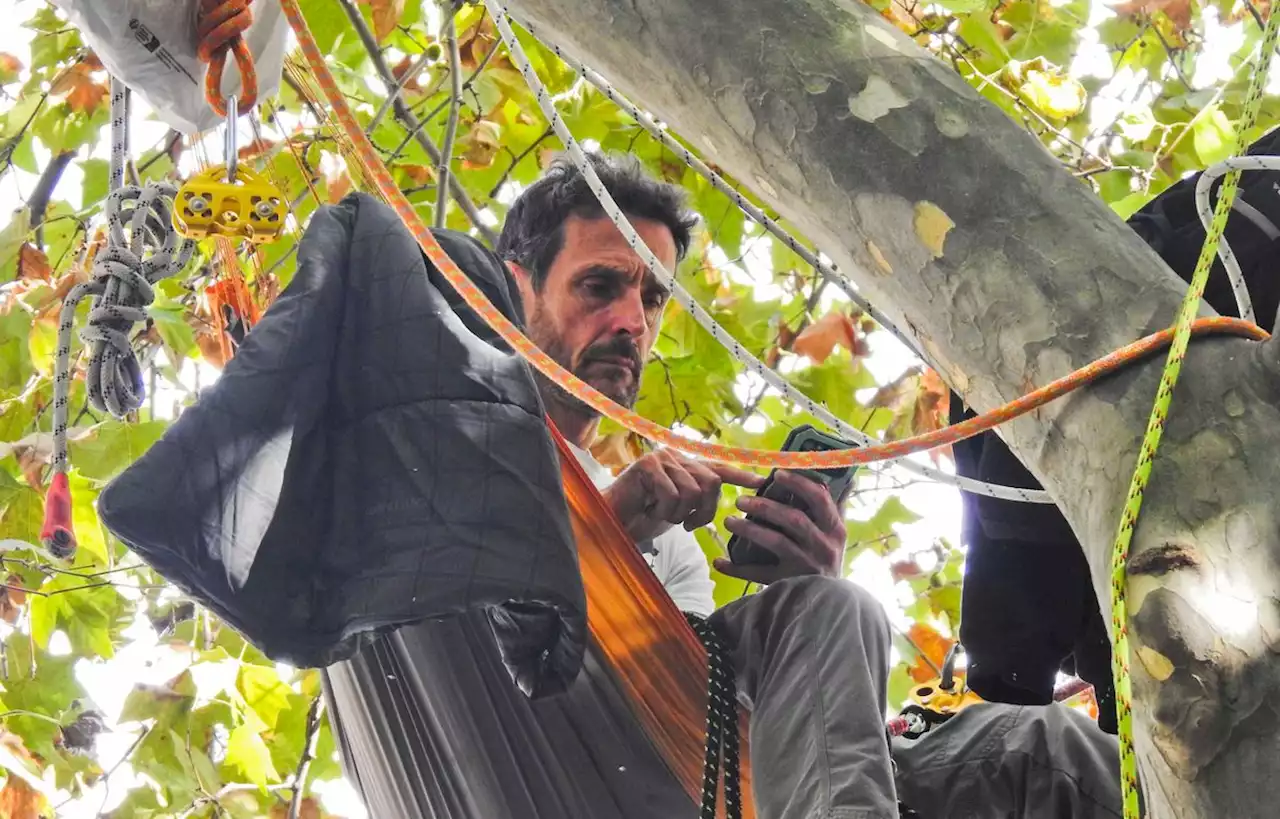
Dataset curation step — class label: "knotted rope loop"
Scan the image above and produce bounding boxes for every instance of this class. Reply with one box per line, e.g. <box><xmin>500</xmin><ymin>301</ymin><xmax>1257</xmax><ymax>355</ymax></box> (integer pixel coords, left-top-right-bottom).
<box><xmin>197</xmin><ymin>0</ymin><xmax>257</xmax><ymax>116</ymax></box>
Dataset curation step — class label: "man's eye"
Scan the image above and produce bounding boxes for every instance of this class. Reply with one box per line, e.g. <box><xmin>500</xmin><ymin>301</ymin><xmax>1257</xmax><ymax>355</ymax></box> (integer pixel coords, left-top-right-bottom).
<box><xmin>583</xmin><ymin>278</ymin><xmax>613</xmax><ymax>297</ymax></box>
<box><xmin>644</xmin><ymin>292</ymin><xmax>667</xmax><ymax>310</ymax></box>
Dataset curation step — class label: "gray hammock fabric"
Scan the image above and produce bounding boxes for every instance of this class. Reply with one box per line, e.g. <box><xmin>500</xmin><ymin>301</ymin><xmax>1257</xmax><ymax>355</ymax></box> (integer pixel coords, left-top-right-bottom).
<box><xmin>325</xmin><ymin>612</ymin><xmax>695</xmax><ymax>818</ymax></box>
<box><xmin>98</xmin><ymin>193</ymin><xmax>586</xmax><ymax>695</ymax></box>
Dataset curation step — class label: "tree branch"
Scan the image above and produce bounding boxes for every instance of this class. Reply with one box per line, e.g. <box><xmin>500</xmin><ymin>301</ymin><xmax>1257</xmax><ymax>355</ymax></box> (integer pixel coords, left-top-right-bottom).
<box><xmin>28</xmin><ymin>151</ymin><xmax>75</xmax><ymax>248</ymax></box>
<box><xmin>436</xmin><ymin>14</ymin><xmax>463</xmax><ymax>229</ymax></box>
<box><xmin>488</xmin><ymin>126</ymin><xmax>554</xmax><ymax>198</ymax></box>
<box><xmin>288</xmin><ymin>696</ymin><xmax>324</xmax><ymax>819</ymax></box>
<box><xmin>338</xmin><ymin>0</ymin><xmax>498</xmax><ymax>246</ymax></box>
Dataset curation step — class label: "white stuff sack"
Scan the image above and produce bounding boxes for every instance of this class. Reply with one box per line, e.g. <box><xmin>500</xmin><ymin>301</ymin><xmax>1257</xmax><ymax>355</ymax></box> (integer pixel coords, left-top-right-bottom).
<box><xmin>51</xmin><ymin>0</ymin><xmax>289</xmax><ymax>135</ymax></box>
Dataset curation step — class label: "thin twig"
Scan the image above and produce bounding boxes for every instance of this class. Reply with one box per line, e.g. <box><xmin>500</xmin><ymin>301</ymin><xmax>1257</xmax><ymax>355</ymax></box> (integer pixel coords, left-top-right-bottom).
<box><xmin>288</xmin><ymin>697</ymin><xmax>325</xmax><ymax>819</ymax></box>
<box><xmin>389</xmin><ymin>38</ymin><xmax>501</xmax><ymax>165</ymax></box>
<box><xmin>338</xmin><ymin>0</ymin><xmax>498</xmax><ymax>245</ymax></box>
<box><xmin>368</xmin><ymin>45</ymin><xmax>437</xmax><ymax>135</ymax></box>
<box><xmin>488</xmin><ymin>126</ymin><xmax>554</xmax><ymax>198</ymax></box>
<box><xmin>436</xmin><ymin>13</ymin><xmax>463</xmax><ymax>229</ymax></box>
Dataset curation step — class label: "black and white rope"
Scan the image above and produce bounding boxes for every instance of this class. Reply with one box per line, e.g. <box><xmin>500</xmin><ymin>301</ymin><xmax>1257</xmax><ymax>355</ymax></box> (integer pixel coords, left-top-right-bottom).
<box><xmin>1194</xmin><ymin>155</ymin><xmax>1280</xmax><ymax>326</ymax></box>
<box><xmin>482</xmin><ymin>0</ymin><xmax>1053</xmax><ymax>504</ymax></box>
<box><xmin>687</xmin><ymin>614</ymin><xmax>742</xmax><ymax>819</ymax></box>
<box><xmin>51</xmin><ymin>87</ymin><xmax>196</xmax><ymax>477</ymax></box>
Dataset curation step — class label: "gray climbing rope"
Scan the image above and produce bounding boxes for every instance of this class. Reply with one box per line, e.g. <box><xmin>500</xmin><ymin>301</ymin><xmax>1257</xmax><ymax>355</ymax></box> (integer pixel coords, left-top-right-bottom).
<box><xmin>43</xmin><ymin>82</ymin><xmax>195</xmax><ymax>558</ymax></box>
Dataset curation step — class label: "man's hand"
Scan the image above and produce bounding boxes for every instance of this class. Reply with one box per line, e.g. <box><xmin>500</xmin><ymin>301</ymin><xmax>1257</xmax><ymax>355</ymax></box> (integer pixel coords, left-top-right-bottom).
<box><xmin>603</xmin><ymin>449</ymin><xmax>766</xmax><ymax>543</ymax></box>
<box><xmin>713</xmin><ymin>470</ymin><xmax>847</xmax><ymax>584</ymax></box>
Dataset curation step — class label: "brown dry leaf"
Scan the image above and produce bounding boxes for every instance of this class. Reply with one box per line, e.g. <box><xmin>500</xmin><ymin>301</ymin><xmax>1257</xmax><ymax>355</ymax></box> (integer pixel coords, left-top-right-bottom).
<box><xmin>1110</xmin><ymin>0</ymin><xmax>1193</xmax><ymax>31</ymax></box>
<box><xmin>361</xmin><ymin>0</ymin><xmax>406</xmax><ymax>43</ymax></box>
<box><xmin>195</xmin><ymin>328</ymin><xmax>228</xmax><ymax>370</ymax></box>
<box><xmin>0</xmin><ymin>733</ymin><xmax>50</xmax><ymax>818</ymax></box>
<box><xmin>868</xmin><ymin>367</ymin><xmax>920</xmax><ymax>411</ymax></box>
<box><xmin>15</xmin><ymin>244</ymin><xmax>51</xmax><ymax>281</ymax></box>
<box><xmin>269</xmin><ymin>797</ymin><xmax>326</xmax><ymax>819</ymax></box>
<box><xmin>906</xmin><ymin>622</ymin><xmax>953</xmax><ymax>684</ymax></box>
<box><xmin>793</xmin><ymin>312</ymin><xmax>863</xmax><ymax>364</ymax></box>
<box><xmin>390</xmin><ymin>56</ymin><xmax>423</xmax><ymax>92</ymax></box>
<box><xmin>81</xmin><ymin>51</ymin><xmax>104</xmax><ymax>71</ymax></box>
<box><xmin>912</xmin><ymin>369</ymin><xmax>951</xmax><ymax>465</ymax></box>
<box><xmin>51</xmin><ymin>62</ymin><xmax>108</xmax><ymax>115</ymax></box>
<box><xmin>400</xmin><ymin>164</ymin><xmax>436</xmax><ymax>185</ymax></box>
<box><xmin>0</xmin><ymin>575</ymin><xmax>26</xmax><ymax>625</ymax></box>
<box><xmin>459</xmin><ymin>14</ymin><xmax>500</xmax><ymax>73</ymax></box>
<box><xmin>590</xmin><ymin>431</ymin><xmax>645</xmax><ymax>474</ymax></box>
<box><xmin>461</xmin><ymin>120</ymin><xmax>502</xmax><ymax>169</ymax></box>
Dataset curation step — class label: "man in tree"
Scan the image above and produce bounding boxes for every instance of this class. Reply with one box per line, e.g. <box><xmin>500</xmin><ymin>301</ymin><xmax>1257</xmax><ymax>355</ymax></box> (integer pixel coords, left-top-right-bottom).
<box><xmin>496</xmin><ymin>150</ymin><xmax>1125</xmax><ymax>819</ymax></box>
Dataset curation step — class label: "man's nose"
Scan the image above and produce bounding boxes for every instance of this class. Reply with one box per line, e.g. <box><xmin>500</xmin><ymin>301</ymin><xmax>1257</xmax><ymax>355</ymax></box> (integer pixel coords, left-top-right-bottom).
<box><xmin>607</xmin><ymin>289</ymin><xmax>650</xmax><ymax>338</ymax></box>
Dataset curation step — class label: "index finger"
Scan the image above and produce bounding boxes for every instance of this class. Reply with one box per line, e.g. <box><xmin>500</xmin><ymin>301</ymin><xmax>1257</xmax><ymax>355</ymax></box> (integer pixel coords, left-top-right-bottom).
<box><xmin>707</xmin><ymin>462</ymin><xmax>767</xmax><ymax>489</ymax></box>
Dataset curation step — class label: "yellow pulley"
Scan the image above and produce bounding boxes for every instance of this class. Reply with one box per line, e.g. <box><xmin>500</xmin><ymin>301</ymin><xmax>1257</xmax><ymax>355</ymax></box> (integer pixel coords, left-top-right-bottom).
<box><xmin>173</xmin><ymin>94</ymin><xmax>287</xmax><ymax>245</ymax></box>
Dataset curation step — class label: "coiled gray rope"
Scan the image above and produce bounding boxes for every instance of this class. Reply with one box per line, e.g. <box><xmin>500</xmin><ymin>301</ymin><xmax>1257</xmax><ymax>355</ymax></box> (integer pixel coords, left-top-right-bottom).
<box><xmin>44</xmin><ymin>82</ymin><xmax>195</xmax><ymax>558</ymax></box>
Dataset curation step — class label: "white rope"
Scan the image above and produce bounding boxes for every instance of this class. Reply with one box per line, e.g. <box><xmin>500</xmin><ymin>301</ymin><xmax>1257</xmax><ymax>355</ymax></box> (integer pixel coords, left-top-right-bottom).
<box><xmin>1194</xmin><ymin>155</ymin><xmax>1280</xmax><ymax>325</ymax></box>
<box><xmin>482</xmin><ymin>0</ymin><xmax>1054</xmax><ymax>503</ymax></box>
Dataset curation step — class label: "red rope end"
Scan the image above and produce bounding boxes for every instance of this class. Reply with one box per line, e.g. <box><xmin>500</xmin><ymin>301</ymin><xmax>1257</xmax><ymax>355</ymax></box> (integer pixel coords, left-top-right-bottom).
<box><xmin>40</xmin><ymin>471</ymin><xmax>77</xmax><ymax>560</ymax></box>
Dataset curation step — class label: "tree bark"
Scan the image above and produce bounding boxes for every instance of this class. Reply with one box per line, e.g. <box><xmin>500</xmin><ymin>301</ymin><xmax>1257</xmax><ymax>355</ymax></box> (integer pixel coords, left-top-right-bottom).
<box><xmin>503</xmin><ymin>0</ymin><xmax>1280</xmax><ymax>815</ymax></box>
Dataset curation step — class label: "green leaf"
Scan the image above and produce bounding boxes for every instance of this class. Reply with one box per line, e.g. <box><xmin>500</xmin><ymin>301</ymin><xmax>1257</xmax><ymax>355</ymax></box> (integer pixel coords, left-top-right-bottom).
<box><xmin>0</xmin><ymin>209</ymin><xmax>31</xmax><ymax>275</ymax></box>
<box><xmin>887</xmin><ymin>663</ymin><xmax>914</xmax><ymax>711</ymax></box>
<box><xmin>1193</xmin><ymin>108</ymin><xmax>1236</xmax><ymax>167</ymax></box>
<box><xmin>27</xmin><ymin>314</ymin><xmax>56</xmax><ymax>377</ymax></box>
<box><xmin>0</xmin><ymin>310</ymin><xmax>34</xmax><ymax>397</ymax></box>
<box><xmin>69</xmin><ymin>470</ymin><xmax>109</xmax><ymax>565</ymax></box>
<box><xmin>237</xmin><ymin>665</ymin><xmax>293</xmax><ymax>732</ymax></box>
<box><xmin>68</xmin><ymin>420</ymin><xmax>167</xmax><ymax>482</ymax></box>
<box><xmin>149</xmin><ymin>303</ymin><xmax>196</xmax><ymax>364</ymax></box>
<box><xmin>119</xmin><ymin>669</ymin><xmax>197</xmax><ymax>726</ymax></box>
<box><xmin>224</xmin><ymin>724</ymin><xmax>278</xmax><ymax>789</ymax></box>
<box><xmin>0</xmin><ymin>470</ymin><xmax>42</xmax><ymax>543</ymax></box>
<box><xmin>28</xmin><ymin>590</ymin><xmax>64</xmax><ymax>650</ymax></box>
<box><xmin>79</xmin><ymin>158</ymin><xmax>109</xmax><ymax>208</ymax></box>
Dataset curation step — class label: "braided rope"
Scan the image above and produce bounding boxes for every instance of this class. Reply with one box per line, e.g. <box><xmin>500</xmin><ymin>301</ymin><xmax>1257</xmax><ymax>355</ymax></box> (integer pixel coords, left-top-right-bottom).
<box><xmin>198</xmin><ymin>0</ymin><xmax>258</xmax><ymax>117</ymax></box>
<box><xmin>43</xmin><ymin>86</ymin><xmax>196</xmax><ymax>558</ymax></box>
<box><xmin>280</xmin><ymin>0</ymin><xmax>1268</xmax><ymax>475</ymax></box>
<box><xmin>1193</xmin><ymin>154</ymin><xmax>1280</xmax><ymax>325</ymax></box>
<box><xmin>1108</xmin><ymin>12</ymin><xmax>1280</xmax><ymax>819</ymax></box>
<box><xmin>687</xmin><ymin>614</ymin><xmax>742</xmax><ymax>819</ymax></box>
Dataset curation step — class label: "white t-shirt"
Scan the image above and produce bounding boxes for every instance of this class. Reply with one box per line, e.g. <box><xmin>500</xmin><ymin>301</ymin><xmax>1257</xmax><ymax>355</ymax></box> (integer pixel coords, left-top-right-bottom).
<box><xmin>566</xmin><ymin>443</ymin><xmax>716</xmax><ymax>617</ymax></box>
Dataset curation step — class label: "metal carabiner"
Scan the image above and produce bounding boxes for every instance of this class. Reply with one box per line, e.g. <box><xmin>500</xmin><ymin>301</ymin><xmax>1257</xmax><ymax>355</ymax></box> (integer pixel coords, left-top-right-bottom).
<box><xmin>224</xmin><ymin>94</ymin><xmax>238</xmax><ymax>184</ymax></box>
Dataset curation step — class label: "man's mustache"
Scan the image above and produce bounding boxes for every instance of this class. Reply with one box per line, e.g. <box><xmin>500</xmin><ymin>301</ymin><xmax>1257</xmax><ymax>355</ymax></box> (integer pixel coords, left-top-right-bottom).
<box><xmin>579</xmin><ymin>338</ymin><xmax>643</xmax><ymax>377</ymax></box>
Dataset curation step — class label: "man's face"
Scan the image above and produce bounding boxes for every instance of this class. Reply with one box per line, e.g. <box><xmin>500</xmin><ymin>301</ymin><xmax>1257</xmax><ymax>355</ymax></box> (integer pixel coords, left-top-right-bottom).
<box><xmin>515</xmin><ymin>214</ymin><xmax>676</xmax><ymax>415</ymax></box>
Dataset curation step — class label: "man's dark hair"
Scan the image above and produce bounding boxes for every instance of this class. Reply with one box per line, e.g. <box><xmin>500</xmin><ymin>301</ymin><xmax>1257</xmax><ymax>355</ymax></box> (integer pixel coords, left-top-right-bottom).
<box><xmin>496</xmin><ymin>151</ymin><xmax>699</xmax><ymax>288</ymax></box>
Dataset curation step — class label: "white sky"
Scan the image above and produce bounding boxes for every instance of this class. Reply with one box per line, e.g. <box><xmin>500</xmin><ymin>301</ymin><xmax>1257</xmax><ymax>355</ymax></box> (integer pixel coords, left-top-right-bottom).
<box><xmin>0</xmin><ymin>0</ymin><xmax>1270</xmax><ymax>814</ymax></box>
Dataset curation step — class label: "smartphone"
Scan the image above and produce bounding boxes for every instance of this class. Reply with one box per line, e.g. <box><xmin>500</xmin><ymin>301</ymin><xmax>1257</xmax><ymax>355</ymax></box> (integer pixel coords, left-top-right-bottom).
<box><xmin>726</xmin><ymin>424</ymin><xmax>860</xmax><ymax>567</ymax></box>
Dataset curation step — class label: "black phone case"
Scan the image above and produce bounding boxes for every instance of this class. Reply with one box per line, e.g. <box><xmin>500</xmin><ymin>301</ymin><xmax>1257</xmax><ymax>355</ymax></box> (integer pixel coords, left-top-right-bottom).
<box><xmin>725</xmin><ymin>425</ymin><xmax>857</xmax><ymax>567</ymax></box>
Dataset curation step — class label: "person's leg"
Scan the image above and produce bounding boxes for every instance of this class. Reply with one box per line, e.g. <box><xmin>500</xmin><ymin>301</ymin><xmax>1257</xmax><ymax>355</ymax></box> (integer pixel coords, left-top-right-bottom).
<box><xmin>891</xmin><ymin>702</ymin><xmax>1124</xmax><ymax>819</ymax></box>
<box><xmin>710</xmin><ymin>576</ymin><xmax>898</xmax><ymax>819</ymax></box>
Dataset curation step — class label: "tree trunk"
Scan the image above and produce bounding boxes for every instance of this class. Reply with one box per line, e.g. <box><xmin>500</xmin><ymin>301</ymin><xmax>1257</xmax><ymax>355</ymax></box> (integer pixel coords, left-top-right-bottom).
<box><xmin>504</xmin><ymin>0</ymin><xmax>1280</xmax><ymax>815</ymax></box>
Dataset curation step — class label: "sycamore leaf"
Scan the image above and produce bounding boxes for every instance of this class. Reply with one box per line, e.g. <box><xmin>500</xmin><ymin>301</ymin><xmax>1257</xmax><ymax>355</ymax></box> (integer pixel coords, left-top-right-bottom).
<box><xmin>906</xmin><ymin>622</ymin><xmax>953</xmax><ymax>683</ymax></box>
<box><xmin>400</xmin><ymin>164</ymin><xmax>435</xmax><ymax>185</ymax></box>
<box><xmin>15</xmin><ymin>244</ymin><xmax>51</xmax><ymax>281</ymax></box>
<box><xmin>461</xmin><ymin>119</ymin><xmax>502</xmax><ymax>169</ymax></box>
<box><xmin>49</xmin><ymin>63</ymin><xmax>108</xmax><ymax>116</ymax></box>
<box><xmin>0</xmin><ymin>53</ymin><xmax>21</xmax><ymax>85</ymax></box>
<box><xmin>1192</xmin><ymin>108</ymin><xmax>1235</xmax><ymax>168</ymax></box>
<box><xmin>224</xmin><ymin>724</ymin><xmax>278</xmax><ymax>789</ymax></box>
<box><xmin>119</xmin><ymin>669</ymin><xmax>196</xmax><ymax>725</ymax></box>
<box><xmin>1109</xmin><ymin>0</ymin><xmax>1193</xmax><ymax>32</ymax></box>
<box><xmin>362</xmin><ymin>0</ymin><xmax>406</xmax><ymax>43</ymax></box>
<box><xmin>792</xmin><ymin>312</ymin><xmax>865</xmax><ymax>364</ymax></box>
<box><xmin>1001</xmin><ymin>58</ymin><xmax>1087</xmax><ymax>120</ymax></box>
<box><xmin>68</xmin><ymin>421</ymin><xmax>167</xmax><ymax>483</ymax></box>
<box><xmin>237</xmin><ymin>665</ymin><xmax>293</xmax><ymax>732</ymax></box>
<box><xmin>0</xmin><ymin>777</ymin><xmax>50</xmax><ymax>819</ymax></box>
<box><xmin>588</xmin><ymin>431</ymin><xmax>644</xmax><ymax>474</ymax></box>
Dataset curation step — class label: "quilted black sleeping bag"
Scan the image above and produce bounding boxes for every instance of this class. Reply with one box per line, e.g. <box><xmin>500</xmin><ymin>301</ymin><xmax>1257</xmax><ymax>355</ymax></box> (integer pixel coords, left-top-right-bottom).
<box><xmin>97</xmin><ymin>192</ymin><xmax>586</xmax><ymax>697</ymax></box>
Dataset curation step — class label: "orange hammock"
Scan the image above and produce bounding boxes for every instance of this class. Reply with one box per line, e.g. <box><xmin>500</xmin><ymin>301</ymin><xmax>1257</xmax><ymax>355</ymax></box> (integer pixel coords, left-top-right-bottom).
<box><xmin>554</xmin><ymin>421</ymin><xmax>756</xmax><ymax>816</ymax></box>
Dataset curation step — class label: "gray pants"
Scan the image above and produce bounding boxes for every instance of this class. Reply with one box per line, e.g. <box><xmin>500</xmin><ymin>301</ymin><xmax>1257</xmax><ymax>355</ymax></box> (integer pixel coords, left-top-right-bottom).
<box><xmin>711</xmin><ymin>576</ymin><xmax>1123</xmax><ymax>819</ymax></box>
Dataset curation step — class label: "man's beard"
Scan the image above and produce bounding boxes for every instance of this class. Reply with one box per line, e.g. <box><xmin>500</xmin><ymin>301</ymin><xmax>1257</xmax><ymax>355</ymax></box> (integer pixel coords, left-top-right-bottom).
<box><xmin>526</xmin><ymin>307</ymin><xmax>642</xmax><ymax>418</ymax></box>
